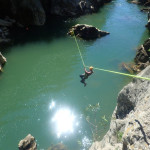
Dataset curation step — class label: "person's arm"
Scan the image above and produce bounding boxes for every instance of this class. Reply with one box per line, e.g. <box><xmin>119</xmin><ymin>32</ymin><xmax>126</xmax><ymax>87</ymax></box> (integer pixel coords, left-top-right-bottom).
<box><xmin>84</xmin><ymin>67</ymin><xmax>91</xmax><ymax>74</ymax></box>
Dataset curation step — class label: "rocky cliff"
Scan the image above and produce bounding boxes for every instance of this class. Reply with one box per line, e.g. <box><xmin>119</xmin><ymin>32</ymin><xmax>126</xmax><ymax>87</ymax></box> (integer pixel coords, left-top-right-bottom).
<box><xmin>0</xmin><ymin>0</ymin><xmax>110</xmax><ymax>26</ymax></box>
<box><xmin>0</xmin><ymin>0</ymin><xmax>111</xmax><ymax>48</ymax></box>
<box><xmin>90</xmin><ymin>66</ymin><xmax>150</xmax><ymax>150</ymax></box>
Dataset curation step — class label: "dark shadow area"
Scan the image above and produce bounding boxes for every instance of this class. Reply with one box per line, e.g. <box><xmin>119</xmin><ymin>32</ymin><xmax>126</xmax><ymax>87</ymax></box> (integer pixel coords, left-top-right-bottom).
<box><xmin>10</xmin><ymin>15</ymin><xmax>77</xmax><ymax>47</ymax></box>
<box><xmin>116</xmin><ymin>101</ymin><xmax>134</xmax><ymax>119</ymax></box>
<box><xmin>135</xmin><ymin>119</ymin><xmax>150</xmax><ymax>146</ymax></box>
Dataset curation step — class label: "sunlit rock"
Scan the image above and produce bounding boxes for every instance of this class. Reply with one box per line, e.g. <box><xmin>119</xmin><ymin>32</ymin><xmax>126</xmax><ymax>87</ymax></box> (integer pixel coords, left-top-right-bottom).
<box><xmin>68</xmin><ymin>24</ymin><xmax>110</xmax><ymax>40</ymax></box>
<box><xmin>18</xmin><ymin>134</ymin><xmax>37</xmax><ymax>150</ymax></box>
<box><xmin>0</xmin><ymin>52</ymin><xmax>6</xmax><ymax>71</ymax></box>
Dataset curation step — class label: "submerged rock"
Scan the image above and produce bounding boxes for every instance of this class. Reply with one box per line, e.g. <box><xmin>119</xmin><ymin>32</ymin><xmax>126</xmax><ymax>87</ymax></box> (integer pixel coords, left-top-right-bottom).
<box><xmin>18</xmin><ymin>134</ymin><xmax>37</xmax><ymax>150</ymax></box>
<box><xmin>90</xmin><ymin>66</ymin><xmax>150</xmax><ymax>150</ymax></box>
<box><xmin>68</xmin><ymin>24</ymin><xmax>110</xmax><ymax>40</ymax></box>
<box><xmin>48</xmin><ymin>143</ymin><xmax>67</xmax><ymax>150</ymax></box>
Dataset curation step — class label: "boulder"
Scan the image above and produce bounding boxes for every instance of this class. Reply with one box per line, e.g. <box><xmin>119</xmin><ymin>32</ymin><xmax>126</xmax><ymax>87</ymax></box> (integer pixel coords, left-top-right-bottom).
<box><xmin>0</xmin><ymin>52</ymin><xmax>7</xmax><ymax>65</ymax></box>
<box><xmin>0</xmin><ymin>52</ymin><xmax>6</xmax><ymax>71</ymax></box>
<box><xmin>90</xmin><ymin>66</ymin><xmax>150</xmax><ymax>150</ymax></box>
<box><xmin>68</xmin><ymin>24</ymin><xmax>110</xmax><ymax>40</ymax></box>
<box><xmin>18</xmin><ymin>134</ymin><xmax>37</xmax><ymax>150</ymax></box>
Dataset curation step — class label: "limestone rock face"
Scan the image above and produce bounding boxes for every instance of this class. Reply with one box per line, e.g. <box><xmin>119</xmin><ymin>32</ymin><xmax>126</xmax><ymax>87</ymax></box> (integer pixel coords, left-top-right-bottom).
<box><xmin>68</xmin><ymin>24</ymin><xmax>109</xmax><ymax>40</ymax></box>
<box><xmin>90</xmin><ymin>66</ymin><xmax>150</xmax><ymax>150</ymax></box>
<box><xmin>18</xmin><ymin>134</ymin><xmax>37</xmax><ymax>150</ymax></box>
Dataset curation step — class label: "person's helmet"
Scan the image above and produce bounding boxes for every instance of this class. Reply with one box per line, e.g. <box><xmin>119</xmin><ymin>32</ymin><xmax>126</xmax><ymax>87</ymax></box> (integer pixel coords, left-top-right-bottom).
<box><xmin>89</xmin><ymin>66</ymin><xmax>93</xmax><ymax>70</ymax></box>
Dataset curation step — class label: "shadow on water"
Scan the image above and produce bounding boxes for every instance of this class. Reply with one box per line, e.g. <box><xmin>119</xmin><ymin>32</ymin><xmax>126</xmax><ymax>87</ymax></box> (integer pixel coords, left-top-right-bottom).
<box><xmin>11</xmin><ymin>16</ymin><xmax>77</xmax><ymax>46</ymax></box>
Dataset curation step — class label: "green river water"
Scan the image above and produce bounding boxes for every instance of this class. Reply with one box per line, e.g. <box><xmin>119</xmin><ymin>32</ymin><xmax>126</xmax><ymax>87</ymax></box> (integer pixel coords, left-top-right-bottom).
<box><xmin>0</xmin><ymin>0</ymin><xmax>149</xmax><ymax>149</ymax></box>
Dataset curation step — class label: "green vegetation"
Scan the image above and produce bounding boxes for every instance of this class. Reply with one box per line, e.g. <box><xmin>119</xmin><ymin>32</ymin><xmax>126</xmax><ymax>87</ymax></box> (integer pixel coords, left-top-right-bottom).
<box><xmin>116</xmin><ymin>131</ymin><xmax>123</xmax><ymax>142</ymax></box>
<box><xmin>84</xmin><ymin>103</ymin><xmax>108</xmax><ymax>142</ymax></box>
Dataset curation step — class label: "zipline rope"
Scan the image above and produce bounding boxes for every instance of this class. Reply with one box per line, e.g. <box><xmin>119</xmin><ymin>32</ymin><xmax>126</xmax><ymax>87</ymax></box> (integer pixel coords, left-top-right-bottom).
<box><xmin>73</xmin><ymin>33</ymin><xmax>150</xmax><ymax>81</ymax></box>
<box><xmin>74</xmin><ymin>33</ymin><xmax>86</xmax><ymax>67</ymax></box>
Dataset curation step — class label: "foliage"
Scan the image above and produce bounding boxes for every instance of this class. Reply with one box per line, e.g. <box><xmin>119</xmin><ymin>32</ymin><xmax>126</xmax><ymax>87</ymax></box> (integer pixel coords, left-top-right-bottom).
<box><xmin>84</xmin><ymin>103</ymin><xmax>108</xmax><ymax>142</ymax></box>
<box><xmin>116</xmin><ymin>131</ymin><xmax>123</xmax><ymax>142</ymax></box>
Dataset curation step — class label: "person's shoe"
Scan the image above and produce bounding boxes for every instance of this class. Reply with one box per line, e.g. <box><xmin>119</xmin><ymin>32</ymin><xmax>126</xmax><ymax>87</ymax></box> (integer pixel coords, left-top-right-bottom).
<box><xmin>84</xmin><ymin>83</ymin><xmax>87</xmax><ymax>87</ymax></box>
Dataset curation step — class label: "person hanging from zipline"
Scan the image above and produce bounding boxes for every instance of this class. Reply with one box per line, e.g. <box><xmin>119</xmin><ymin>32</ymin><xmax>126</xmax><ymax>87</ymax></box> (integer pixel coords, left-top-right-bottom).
<box><xmin>80</xmin><ymin>66</ymin><xmax>94</xmax><ymax>86</ymax></box>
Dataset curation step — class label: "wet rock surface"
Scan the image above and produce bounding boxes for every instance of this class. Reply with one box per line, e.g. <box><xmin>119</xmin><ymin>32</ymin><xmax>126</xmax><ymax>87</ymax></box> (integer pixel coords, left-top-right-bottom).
<box><xmin>90</xmin><ymin>66</ymin><xmax>150</xmax><ymax>150</ymax></box>
<box><xmin>68</xmin><ymin>24</ymin><xmax>110</xmax><ymax>40</ymax></box>
<box><xmin>18</xmin><ymin>134</ymin><xmax>37</xmax><ymax>150</ymax></box>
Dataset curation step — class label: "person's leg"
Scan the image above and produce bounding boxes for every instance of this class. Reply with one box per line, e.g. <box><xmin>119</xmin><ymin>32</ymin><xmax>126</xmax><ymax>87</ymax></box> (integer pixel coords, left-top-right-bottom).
<box><xmin>80</xmin><ymin>74</ymin><xmax>87</xmax><ymax>86</ymax></box>
<box><xmin>80</xmin><ymin>74</ymin><xmax>84</xmax><ymax>80</ymax></box>
<box><xmin>80</xmin><ymin>74</ymin><xmax>85</xmax><ymax>83</ymax></box>
<box><xmin>81</xmin><ymin>78</ymin><xmax>87</xmax><ymax>86</ymax></box>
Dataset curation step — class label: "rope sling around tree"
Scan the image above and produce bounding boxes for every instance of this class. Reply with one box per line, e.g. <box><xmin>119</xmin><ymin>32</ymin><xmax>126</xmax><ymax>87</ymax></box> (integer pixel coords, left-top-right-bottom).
<box><xmin>73</xmin><ymin>32</ymin><xmax>150</xmax><ymax>81</ymax></box>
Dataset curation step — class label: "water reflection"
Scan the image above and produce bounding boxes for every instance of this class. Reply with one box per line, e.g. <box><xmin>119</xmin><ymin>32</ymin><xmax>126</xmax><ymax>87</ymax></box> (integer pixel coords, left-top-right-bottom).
<box><xmin>82</xmin><ymin>136</ymin><xmax>92</xmax><ymax>150</ymax></box>
<box><xmin>51</xmin><ymin>103</ymin><xmax>78</xmax><ymax>138</ymax></box>
<box><xmin>49</xmin><ymin>100</ymin><xmax>56</xmax><ymax>110</ymax></box>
